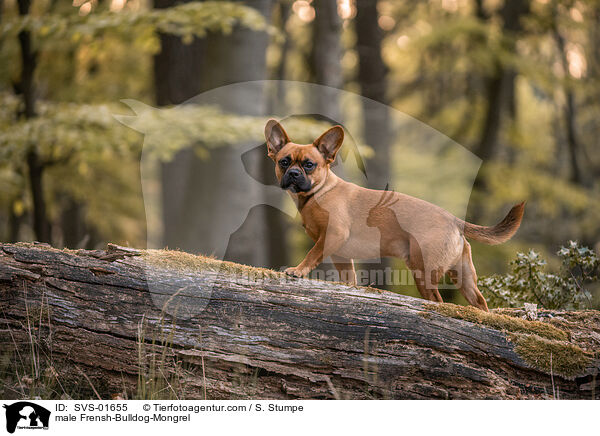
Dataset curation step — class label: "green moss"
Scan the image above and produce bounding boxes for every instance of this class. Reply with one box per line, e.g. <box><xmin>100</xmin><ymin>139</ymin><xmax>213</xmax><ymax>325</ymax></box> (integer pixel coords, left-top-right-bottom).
<box><xmin>418</xmin><ymin>310</ymin><xmax>433</xmax><ymax>319</ymax></box>
<box><xmin>142</xmin><ymin>249</ymin><xmax>283</xmax><ymax>279</ymax></box>
<box><xmin>427</xmin><ymin>302</ymin><xmax>568</xmax><ymax>341</ymax></box>
<box><xmin>426</xmin><ymin>302</ymin><xmax>594</xmax><ymax>378</ymax></box>
<box><xmin>363</xmin><ymin>286</ymin><xmax>384</xmax><ymax>294</ymax></box>
<box><xmin>510</xmin><ymin>333</ymin><xmax>592</xmax><ymax>378</ymax></box>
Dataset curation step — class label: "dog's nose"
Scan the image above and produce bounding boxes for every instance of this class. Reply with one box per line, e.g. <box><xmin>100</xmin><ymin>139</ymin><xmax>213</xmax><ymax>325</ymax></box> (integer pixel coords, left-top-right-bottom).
<box><xmin>287</xmin><ymin>168</ymin><xmax>301</xmax><ymax>179</ymax></box>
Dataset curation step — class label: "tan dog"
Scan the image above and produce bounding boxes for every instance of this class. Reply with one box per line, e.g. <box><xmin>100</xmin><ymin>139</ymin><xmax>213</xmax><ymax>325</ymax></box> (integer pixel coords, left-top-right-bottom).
<box><xmin>265</xmin><ymin>119</ymin><xmax>525</xmax><ymax>311</ymax></box>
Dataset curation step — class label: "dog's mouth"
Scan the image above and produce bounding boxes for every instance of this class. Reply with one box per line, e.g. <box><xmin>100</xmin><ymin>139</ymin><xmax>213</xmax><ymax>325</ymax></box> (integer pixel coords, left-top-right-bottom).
<box><xmin>281</xmin><ymin>178</ymin><xmax>312</xmax><ymax>193</ymax></box>
<box><xmin>288</xmin><ymin>184</ymin><xmax>307</xmax><ymax>193</ymax></box>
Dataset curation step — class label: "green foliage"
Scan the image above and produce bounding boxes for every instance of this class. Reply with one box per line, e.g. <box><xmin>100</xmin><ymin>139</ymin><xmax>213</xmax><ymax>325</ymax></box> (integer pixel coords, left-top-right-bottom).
<box><xmin>0</xmin><ymin>2</ymin><xmax>275</xmax><ymax>51</ymax></box>
<box><xmin>0</xmin><ymin>93</ymin><xmax>138</xmax><ymax>163</ymax></box>
<box><xmin>0</xmin><ymin>92</ymin><xmax>359</xmax><ymax>245</ymax></box>
<box><xmin>117</xmin><ymin>101</ymin><xmax>364</xmax><ymax>161</ymax></box>
<box><xmin>479</xmin><ymin>241</ymin><xmax>598</xmax><ymax>310</ymax></box>
<box><xmin>0</xmin><ymin>93</ymin><xmax>146</xmax><ymax>244</ymax></box>
<box><xmin>0</xmin><ymin>92</ymin><xmax>357</xmax><ymax>166</ymax></box>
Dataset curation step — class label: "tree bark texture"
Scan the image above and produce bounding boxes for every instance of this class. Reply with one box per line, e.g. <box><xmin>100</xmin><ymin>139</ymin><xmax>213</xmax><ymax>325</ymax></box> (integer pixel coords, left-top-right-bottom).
<box><xmin>0</xmin><ymin>243</ymin><xmax>598</xmax><ymax>400</ymax></box>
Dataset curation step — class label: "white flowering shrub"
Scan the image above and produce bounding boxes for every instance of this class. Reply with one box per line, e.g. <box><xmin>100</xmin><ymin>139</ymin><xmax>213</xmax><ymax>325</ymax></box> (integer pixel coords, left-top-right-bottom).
<box><xmin>479</xmin><ymin>241</ymin><xmax>598</xmax><ymax>310</ymax></box>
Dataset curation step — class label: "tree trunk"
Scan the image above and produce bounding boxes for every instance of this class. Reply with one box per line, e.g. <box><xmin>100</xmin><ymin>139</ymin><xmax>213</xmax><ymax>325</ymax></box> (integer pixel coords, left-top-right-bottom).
<box><xmin>59</xmin><ymin>196</ymin><xmax>88</xmax><ymax>249</ymax></box>
<box><xmin>310</xmin><ymin>0</ymin><xmax>343</xmax><ymax>121</ymax></box>
<box><xmin>153</xmin><ymin>0</ymin><xmax>273</xmax><ymax>269</ymax></box>
<box><xmin>355</xmin><ymin>0</ymin><xmax>392</xmax><ymax>288</ymax></box>
<box><xmin>1</xmin><ymin>243</ymin><xmax>598</xmax><ymax>400</ymax></box>
<box><xmin>8</xmin><ymin>199</ymin><xmax>22</xmax><ymax>243</ymax></box>
<box><xmin>153</xmin><ymin>0</ymin><xmax>206</xmax><ymax>251</ymax></box>
<box><xmin>26</xmin><ymin>151</ymin><xmax>51</xmax><ymax>244</ymax></box>
<box><xmin>16</xmin><ymin>0</ymin><xmax>52</xmax><ymax>244</ymax></box>
<box><xmin>16</xmin><ymin>0</ymin><xmax>36</xmax><ymax>120</ymax></box>
<box><xmin>470</xmin><ymin>0</ymin><xmax>529</xmax><ymax>221</ymax></box>
<box><xmin>552</xmin><ymin>16</ymin><xmax>584</xmax><ymax>186</ymax></box>
<box><xmin>355</xmin><ymin>0</ymin><xmax>390</xmax><ymax>190</ymax></box>
<box><xmin>262</xmin><ymin>1</ymin><xmax>294</xmax><ymax>270</ymax></box>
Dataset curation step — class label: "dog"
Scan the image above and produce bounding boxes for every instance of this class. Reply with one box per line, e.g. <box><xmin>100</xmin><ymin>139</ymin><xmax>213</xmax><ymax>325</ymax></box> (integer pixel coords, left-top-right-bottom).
<box><xmin>265</xmin><ymin>119</ymin><xmax>525</xmax><ymax>311</ymax></box>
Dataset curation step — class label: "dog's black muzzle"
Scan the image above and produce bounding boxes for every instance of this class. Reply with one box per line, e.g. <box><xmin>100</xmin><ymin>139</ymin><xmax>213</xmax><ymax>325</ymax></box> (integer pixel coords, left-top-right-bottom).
<box><xmin>281</xmin><ymin>167</ymin><xmax>312</xmax><ymax>193</ymax></box>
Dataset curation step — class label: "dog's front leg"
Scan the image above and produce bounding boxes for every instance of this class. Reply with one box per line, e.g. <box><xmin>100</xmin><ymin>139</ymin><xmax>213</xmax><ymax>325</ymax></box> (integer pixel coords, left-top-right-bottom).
<box><xmin>331</xmin><ymin>255</ymin><xmax>357</xmax><ymax>285</ymax></box>
<box><xmin>285</xmin><ymin>230</ymin><xmax>348</xmax><ymax>278</ymax></box>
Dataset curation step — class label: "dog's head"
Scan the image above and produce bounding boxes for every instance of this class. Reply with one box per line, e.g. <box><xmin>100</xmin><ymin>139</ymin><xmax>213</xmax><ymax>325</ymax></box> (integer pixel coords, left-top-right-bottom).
<box><xmin>264</xmin><ymin>119</ymin><xmax>344</xmax><ymax>194</ymax></box>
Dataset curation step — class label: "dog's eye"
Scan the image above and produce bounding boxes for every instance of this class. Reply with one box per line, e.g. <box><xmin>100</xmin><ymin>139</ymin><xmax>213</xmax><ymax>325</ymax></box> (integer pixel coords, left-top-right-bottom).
<box><xmin>279</xmin><ymin>158</ymin><xmax>290</xmax><ymax>168</ymax></box>
<box><xmin>303</xmin><ymin>161</ymin><xmax>314</xmax><ymax>170</ymax></box>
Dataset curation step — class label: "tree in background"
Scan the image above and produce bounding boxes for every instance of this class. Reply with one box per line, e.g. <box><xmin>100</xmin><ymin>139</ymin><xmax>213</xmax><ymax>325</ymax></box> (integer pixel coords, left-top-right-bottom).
<box><xmin>14</xmin><ymin>0</ymin><xmax>50</xmax><ymax>242</ymax></box>
<box><xmin>356</xmin><ymin>0</ymin><xmax>390</xmax><ymax>191</ymax></box>
<box><xmin>153</xmin><ymin>0</ymin><xmax>205</xmax><ymax>256</ymax></box>
<box><xmin>353</xmin><ymin>0</ymin><xmax>394</xmax><ymax>289</ymax></box>
<box><xmin>310</xmin><ymin>0</ymin><xmax>342</xmax><ymax>120</ymax></box>
<box><xmin>155</xmin><ymin>0</ymin><xmax>275</xmax><ymax>268</ymax></box>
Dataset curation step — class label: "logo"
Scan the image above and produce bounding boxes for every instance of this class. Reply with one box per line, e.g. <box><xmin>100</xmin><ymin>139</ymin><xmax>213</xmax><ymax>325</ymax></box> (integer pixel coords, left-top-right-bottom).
<box><xmin>2</xmin><ymin>402</ymin><xmax>50</xmax><ymax>434</ymax></box>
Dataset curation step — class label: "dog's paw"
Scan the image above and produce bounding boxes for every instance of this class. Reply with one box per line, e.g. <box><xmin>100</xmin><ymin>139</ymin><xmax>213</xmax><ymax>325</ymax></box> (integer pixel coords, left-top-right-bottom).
<box><xmin>284</xmin><ymin>266</ymin><xmax>307</xmax><ymax>278</ymax></box>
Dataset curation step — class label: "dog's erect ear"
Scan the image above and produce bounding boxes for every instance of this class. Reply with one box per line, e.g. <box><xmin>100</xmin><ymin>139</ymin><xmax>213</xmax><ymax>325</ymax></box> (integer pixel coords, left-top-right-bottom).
<box><xmin>265</xmin><ymin>119</ymin><xmax>290</xmax><ymax>158</ymax></box>
<box><xmin>314</xmin><ymin>125</ymin><xmax>344</xmax><ymax>163</ymax></box>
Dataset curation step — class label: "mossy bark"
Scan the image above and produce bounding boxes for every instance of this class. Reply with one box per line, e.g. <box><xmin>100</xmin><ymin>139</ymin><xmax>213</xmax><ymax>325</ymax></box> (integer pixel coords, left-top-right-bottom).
<box><xmin>0</xmin><ymin>243</ymin><xmax>598</xmax><ymax>399</ymax></box>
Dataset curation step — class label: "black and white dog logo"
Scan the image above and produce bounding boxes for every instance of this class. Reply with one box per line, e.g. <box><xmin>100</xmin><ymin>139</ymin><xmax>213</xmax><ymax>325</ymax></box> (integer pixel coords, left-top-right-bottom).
<box><xmin>3</xmin><ymin>402</ymin><xmax>50</xmax><ymax>433</ymax></box>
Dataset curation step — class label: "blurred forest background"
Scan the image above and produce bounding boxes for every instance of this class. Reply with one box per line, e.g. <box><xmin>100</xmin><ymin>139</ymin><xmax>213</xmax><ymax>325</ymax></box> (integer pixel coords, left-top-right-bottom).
<box><xmin>0</xmin><ymin>0</ymin><xmax>599</xmax><ymax>307</ymax></box>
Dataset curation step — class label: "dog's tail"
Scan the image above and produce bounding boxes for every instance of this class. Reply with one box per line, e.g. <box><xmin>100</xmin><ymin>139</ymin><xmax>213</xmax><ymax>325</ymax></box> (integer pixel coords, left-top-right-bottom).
<box><xmin>458</xmin><ymin>201</ymin><xmax>525</xmax><ymax>245</ymax></box>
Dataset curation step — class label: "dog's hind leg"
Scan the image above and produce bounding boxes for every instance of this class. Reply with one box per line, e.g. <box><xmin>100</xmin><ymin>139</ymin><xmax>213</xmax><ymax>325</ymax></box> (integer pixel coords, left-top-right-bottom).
<box><xmin>410</xmin><ymin>267</ymin><xmax>443</xmax><ymax>302</ymax></box>
<box><xmin>331</xmin><ymin>255</ymin><xmax>357</xmax><ymax>286</ymax></box>
<box><xmin>447</xmin><ymin>239</ymin><xmax>489</xmax><ymax>311</ymax></box>
<box><xmin>407</xmin><ymin>237</ymin><xmax>443</xmax><ymax>302</ymax></box>
<box><xmin>429</xmin><ymin>272</ymin><xmax>444</xmax><ymax>302</ymax></box>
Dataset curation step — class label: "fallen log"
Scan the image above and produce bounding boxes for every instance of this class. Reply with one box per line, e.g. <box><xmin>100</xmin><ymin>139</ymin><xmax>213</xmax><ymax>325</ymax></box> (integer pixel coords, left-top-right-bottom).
<box><xmin>0</xmin><ymin>242</ymin><xmax>598</xmax><ymax>399</ymax></box>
